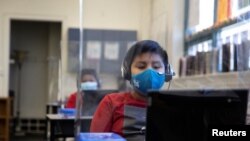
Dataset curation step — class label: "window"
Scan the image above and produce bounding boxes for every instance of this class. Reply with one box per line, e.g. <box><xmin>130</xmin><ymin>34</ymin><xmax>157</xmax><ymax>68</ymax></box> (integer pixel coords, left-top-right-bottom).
<box><xmin>187</xmin><ymin>0</ymin><xmax>215</xmax><ymax>35</ymax></box>
<box><xmin>232</xmin><ymin>0</ymin><xmax>250</xmax><ymax>17</ymax></box>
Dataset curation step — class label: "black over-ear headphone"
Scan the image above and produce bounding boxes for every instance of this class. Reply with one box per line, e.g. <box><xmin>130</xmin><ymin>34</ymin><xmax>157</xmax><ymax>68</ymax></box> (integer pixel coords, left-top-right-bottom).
<box><xmin>165</xmin><ymin>63</ymin><xmax>175</xmax><ymax>82</ymax></box>
<box><xmin>121</xmin><ymin>41</ymin><xmax>175</xmax><ymax>82</ymax></box>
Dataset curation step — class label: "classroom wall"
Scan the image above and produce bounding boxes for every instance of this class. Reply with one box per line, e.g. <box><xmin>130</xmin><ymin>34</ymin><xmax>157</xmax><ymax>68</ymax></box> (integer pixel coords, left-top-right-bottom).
<box><xmin>150</xmin><ymin>0</ymin><xmax>184</xmax><ymax>77</ymax></box>
<box><xmin>0</xmin><ymin>0</ymin><xmax>151</xmax><ymax>98</ymax></box>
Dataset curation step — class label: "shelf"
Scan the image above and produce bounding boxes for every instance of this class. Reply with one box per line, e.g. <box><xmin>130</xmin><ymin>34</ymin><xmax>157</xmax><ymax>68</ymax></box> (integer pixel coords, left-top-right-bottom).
<box><xmin>0</xmin><ymin>116</ymin><xmax>7</xmax><ymax>119</ymax></box>
<box><xmin>0</xmin><ymin>97</ymin><xmax>10</xmax><ymax>141</ymax></box>
<box><xmin>185</xmin><ymin>18</ymin><xmax>238</xmax><ymax>44</ymax></box>
<box><xmin>0</xmin><ymin>135</ymin><xmax>6</xmax><ymax>139</ymax></box>
<box><xmin>170</xmin><ymin>71</ymin><xmax>250</xmax><ymax>90</ymax></box>
<box><xmin>185</xmin><ymin>11</ymin><xmax>250</xmax><ymax>45</ymax></box>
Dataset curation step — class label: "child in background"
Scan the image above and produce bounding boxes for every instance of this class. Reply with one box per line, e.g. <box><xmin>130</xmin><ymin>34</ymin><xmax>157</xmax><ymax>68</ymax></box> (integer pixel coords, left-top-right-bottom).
<box><xmin>65</xmin><ymin>69</ymin><xmax>100</xmax><ymax>108</ymax></box>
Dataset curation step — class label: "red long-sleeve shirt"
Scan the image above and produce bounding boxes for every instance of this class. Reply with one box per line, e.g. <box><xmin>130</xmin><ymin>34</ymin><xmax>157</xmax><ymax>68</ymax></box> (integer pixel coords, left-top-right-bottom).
<box><xmin>65</xmin><ymin>92</ymin><xmax>77</xmax><ymax>108</ymax></box>
<box><xmin>90</xmin><ymin>92</ymin><xmax>146</xmax><ymax>141</ymax></box>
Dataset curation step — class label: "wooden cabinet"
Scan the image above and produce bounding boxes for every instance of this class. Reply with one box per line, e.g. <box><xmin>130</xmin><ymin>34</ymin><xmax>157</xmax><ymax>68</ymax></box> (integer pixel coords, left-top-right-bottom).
<box><xmin>0</xmin><ymin>97</ymin><xmax>10</xmax><ymax>141</ymax></box>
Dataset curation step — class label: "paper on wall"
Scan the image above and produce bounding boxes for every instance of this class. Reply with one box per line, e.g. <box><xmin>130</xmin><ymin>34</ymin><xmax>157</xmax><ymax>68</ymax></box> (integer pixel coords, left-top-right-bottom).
<box><xmin>86</xmin><ymin>41</ymin><xmax>101</xmax><ymax>59</ymax></box>
<box><xmin>104</xmin><ymin>42</ymin><xmax>119</xmax><ymax>60</ymax></box>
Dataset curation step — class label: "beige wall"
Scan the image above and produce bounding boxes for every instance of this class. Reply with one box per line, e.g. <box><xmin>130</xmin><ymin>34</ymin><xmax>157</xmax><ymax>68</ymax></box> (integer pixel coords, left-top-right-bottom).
<box><xmin>150</xmin><ymin>0</ymin><xmax>184</xmax><ymax>78</ymax></box>
<box><xmin>0</xmin><ymin>0</ymin><xmax>151</xmax><ymax>97</ymax></box>
<box><xmin>0</xmin><ymin>0</ymin><xmax>185</xmax><ymax>97</ymax></box>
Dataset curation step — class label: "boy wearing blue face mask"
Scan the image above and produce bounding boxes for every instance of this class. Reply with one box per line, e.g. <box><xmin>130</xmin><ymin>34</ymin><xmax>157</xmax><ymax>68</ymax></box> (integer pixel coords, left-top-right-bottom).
<box><xmin>90</xmin><ymin>40</ymin><xmax>174</xmax><ymax>141</ymax></box>
<box><xmin>65</xmin><ymin>69</ymin><xmax>100</xmax><ymax>108</ymax></box>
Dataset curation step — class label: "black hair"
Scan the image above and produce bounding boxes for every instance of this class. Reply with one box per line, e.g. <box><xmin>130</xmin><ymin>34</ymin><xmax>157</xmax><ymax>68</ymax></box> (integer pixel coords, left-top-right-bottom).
<box><xmin>122</xmin><ymin>40</ymin><xmax>169</xmax><ymax>80</ymax></box>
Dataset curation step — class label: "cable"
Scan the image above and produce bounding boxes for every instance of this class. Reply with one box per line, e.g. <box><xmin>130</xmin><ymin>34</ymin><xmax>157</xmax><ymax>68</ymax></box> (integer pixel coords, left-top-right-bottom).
<box><xmin>167</xmin><ymin>80</ymin><xmax>172</xmax><ymax>90</ymax></box>
<box><xmin>124</xmin><ymin>126</ymin><xmax>146</xmax><ymax>135</ymax></box>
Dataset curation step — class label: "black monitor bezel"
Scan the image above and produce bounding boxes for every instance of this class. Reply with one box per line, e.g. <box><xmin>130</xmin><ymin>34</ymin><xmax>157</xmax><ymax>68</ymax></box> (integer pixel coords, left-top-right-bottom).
<box><xmin>146</xmin><ymin>89</ymin><xmax>249</xmax><ymax>141</ymax></box>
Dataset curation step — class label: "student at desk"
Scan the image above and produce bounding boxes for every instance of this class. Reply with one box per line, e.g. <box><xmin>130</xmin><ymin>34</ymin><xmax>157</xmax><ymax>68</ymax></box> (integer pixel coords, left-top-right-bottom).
<box><xmin>90</xmin><ymin>40</ymin><xmax>175</xmax><ymax>141</ymax></box>
<box><xmin>65</xmin><ymin>69</ymin><xmax>101</xmax><ymax>108</ymax></box>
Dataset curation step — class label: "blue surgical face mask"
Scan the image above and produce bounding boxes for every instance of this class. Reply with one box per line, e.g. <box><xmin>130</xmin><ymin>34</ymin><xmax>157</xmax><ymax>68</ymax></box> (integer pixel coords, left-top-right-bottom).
<box><xmin>80</xmin><ymin>82</ymin><xmax>98</xmax><ymax>90</ymax></box>
<box><xmin>131</xmin><ymin>69</ymin><xmax>165</xmax><ymax>96</ymax></box>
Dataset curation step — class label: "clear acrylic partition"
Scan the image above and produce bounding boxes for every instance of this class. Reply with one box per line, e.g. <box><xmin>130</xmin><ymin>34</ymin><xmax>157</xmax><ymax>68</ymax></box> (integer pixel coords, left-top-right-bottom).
<box><xmin>73</xmin><ymin>1</ymin><xmax>137</xmax><ymax>137</ymax></box>
<box><xmin>71</xmin><ymin>38</ymin><xmax>136</xmax><ymax>138</ymax></box>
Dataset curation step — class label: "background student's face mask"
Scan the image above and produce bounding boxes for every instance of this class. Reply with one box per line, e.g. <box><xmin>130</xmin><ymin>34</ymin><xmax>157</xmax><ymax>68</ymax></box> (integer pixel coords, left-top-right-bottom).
<box><xmin>80</xmin><ymin>82</ymin><xmax>98</xmax><ymax>90</ymax></box>
<box><xmin>131</xmin><ymin>68</ymin><xmax>165</xmax><ymax>96</ymax></box>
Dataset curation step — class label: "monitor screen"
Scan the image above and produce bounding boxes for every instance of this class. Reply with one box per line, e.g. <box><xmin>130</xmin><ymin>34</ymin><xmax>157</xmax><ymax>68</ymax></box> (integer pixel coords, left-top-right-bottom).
<box><xmin>81</xmin><ymin>90</ymin><xmax>118</xmax><ymax>116</ymax></box>
<box><xmin>146</xmin><ymin>89</ymin><xmax>249</xmax><ymax>141</ymax></box>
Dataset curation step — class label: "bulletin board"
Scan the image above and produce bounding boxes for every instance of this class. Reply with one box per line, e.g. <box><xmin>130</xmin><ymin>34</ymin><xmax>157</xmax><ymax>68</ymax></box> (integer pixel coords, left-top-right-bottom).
<box><xmin>67</xmin><ymin>28</ymin><xmax>137</xmax><ymax>75</ymax></box>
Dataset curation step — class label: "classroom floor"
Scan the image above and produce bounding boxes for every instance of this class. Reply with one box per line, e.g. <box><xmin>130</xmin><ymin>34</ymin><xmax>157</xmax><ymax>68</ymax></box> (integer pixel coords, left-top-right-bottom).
<box><xmin>10</xmin><ymin>134</ymin><xmax>44</xmax><ymax>141</ymax></box>
<box><xmin>10</xmin><ymin>134</ymin><xmax>75</xmax><ymax>141</ymax></box>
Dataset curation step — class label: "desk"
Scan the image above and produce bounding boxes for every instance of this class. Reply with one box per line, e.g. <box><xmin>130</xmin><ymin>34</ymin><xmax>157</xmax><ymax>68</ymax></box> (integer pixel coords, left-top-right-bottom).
<box><xmin>45</xmin><ymin>103</ymin><xmax>60</xmax><ymax>139</ymax></box>
<box><xmin>46</xmin><ymin>102</ymin><xmax>61</xmax><ymax>114</ymax></box>
<box><xmin>46</xmin><ymin>114</ymin><xmax>92</xmax><ymax>141</ymax></box>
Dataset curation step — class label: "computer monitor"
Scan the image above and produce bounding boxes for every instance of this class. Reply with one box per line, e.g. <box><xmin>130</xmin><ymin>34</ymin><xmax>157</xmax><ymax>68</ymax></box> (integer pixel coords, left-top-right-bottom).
<box><xmin>146</xmin><ymin>89</ymin><xmax>249</xmax><ymax>141</ymax></box>
<box><xmin>81</xmin><ymin>89</ymin><xmax>118</xmax><ymax>116</ymax></box>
